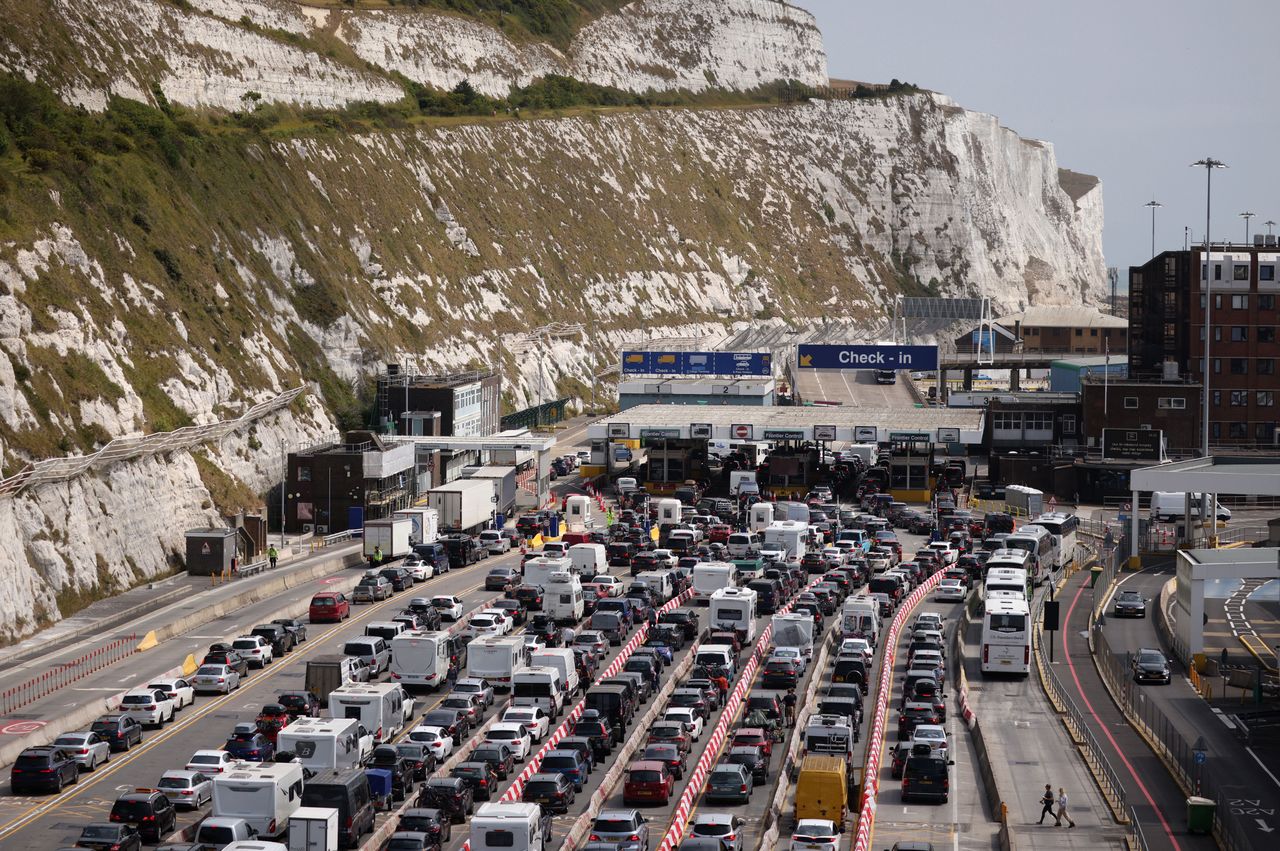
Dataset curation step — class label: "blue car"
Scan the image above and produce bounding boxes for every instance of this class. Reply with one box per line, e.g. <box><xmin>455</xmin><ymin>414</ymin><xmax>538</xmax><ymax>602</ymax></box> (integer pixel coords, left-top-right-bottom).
<box><xmin>539</xmin><ymin>749</ymin><xmax>590</xmax><ymax>792</ymax></box>
<box><xmin>224</xmin><ymin>723</ymin><xmax>275</xmax><ymax>761</ymax></box>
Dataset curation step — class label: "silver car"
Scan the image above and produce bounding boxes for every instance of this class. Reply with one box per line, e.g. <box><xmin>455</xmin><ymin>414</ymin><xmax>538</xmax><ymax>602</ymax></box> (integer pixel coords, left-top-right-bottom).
<box><xmin>158</xmin><ymin>769</ymin><xmax>213</xmax><ymax>809</ymax></box>
<box><xmin>53</xmin><ymin>731</ymin><xmax>110</xmax><ymax>771</ymax></box>
<box><xmin>191</xmin><ymin>664</ymin><xmax>240</xmax><ymax>694</ymax></box>
<box><xmin>591</xmin><ymin>810</ymin><xmax>649</xmax><ymax>851</ymax></box>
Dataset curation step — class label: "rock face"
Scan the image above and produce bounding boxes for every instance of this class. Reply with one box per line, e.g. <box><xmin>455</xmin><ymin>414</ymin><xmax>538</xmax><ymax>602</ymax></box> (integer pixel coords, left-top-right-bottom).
<box><xmin>0</xmin><ymin>0</ymin><xmax>1104</xmax><ymax>643</ymax></box>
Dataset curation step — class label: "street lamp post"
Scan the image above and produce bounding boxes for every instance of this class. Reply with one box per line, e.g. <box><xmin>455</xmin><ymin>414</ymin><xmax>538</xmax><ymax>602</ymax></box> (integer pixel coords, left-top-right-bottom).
<box><xmin>1192</xmin><ymin>157</ymin><xmax>1227</xmax><ymax>459</ymax></box>
<box><xmin>1144</xmin><ymin>200</ymin><xmax>1162</xmax><ymax>258</ymax></box>
<box><xmin>1266</xmin><ymin>220</ymin><xmax>1277</xmax><ymax>238</ymax></box>
<box><xmin>1240</xmin><ymin>211</ymin><xmax>1256</xmax><ymax>245</ymax></box>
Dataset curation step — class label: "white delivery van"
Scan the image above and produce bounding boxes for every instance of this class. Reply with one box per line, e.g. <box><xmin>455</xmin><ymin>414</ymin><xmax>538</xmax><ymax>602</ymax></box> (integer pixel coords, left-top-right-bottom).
<box><xmin>543</xmin><ymin>572</ymin><xmax>585</xmax><ymax>624</ymax></box>
<box><xmin>288</xmin><ymin>807</ymin><xmax>338</xmax><ymax>851</ymax></box>
<box><xmin>276</xmin><ymin>718</ymin><xmax>364</xmax><ymax>772</ymax></box>
<box><xmin>840</xmin><ymin>597</ymin><xmax>878</xmax><ymax>644</ymax></box>
<box><xmin>1150</xmin><ymin>491</ymin><xmax>1231</xmax><ymax>522</ymax></box>
<box><xmin>710</xmin><ymin>587</ymin><xmax>758</xmax><ymax>643</ymax></box>
<box><xmin>511</xmin><ymin>667</ymin><xmax>564</xmax><ymax>718</ymax></box>
<box><xmin>771</xmin><ymin>613</ymin><xmax>815</xmax><ymax>658</ymax></box>
<box><xmin>692</xmin><ymin>561</ymin><xmax>737</xmax><ymax>605</ymax></box>
<box><xmin>523</xmin><ymin>556</ymin><xmax>574</xmax><ymax>591</ymax></box>
<box><xmin>529</xmin><ymin>649</ymin><xmax>580</xmax><ymax>705</ymax></box>
<box><xmin>726</xmin><ymin>531</ymin><xmax>761</xmax><ymax>559</ymax></box>
<box><xmin>635</xmin><ymin>570</ymin><xmax>673</xmax><ymax>603</ymax></box>
<box><xmin>568</xmin><ymin>543</ymin><xmax>608</xmax><ymax>577</ymax></box>
<box><xmin>469</xmin><ymin>802</ymin><xmax>549</xmax><ymax>851</ymax></box>
<box><xmin>211</xmin><ymin>761</ymin><xmax>305</xmax><ymax>839</ymax></box>
<box><xmin>749</xmin><ymin>502</ymin><xmax>775</xmax><ymax>532</ymax></box>
<box><xmin>468</xmin><ymin>636</ymin><xmax>530</xmax><ymax>692</ymax></box>
<box><xmin>389</xmin><ymin>631</ymin><xmax>451</xmax><ymax>691</ymax></box>
<box><xmin>327</xmin><ymin>682</ymin><xmax>413</xmax><ymax>743</ymax></box>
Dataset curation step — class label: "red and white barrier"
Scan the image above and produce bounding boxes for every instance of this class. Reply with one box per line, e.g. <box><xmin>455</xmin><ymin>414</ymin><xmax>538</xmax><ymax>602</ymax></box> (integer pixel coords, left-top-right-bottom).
<box><xmin>850</xmin><ymin>570</ymin><xmax>943</xmax><ymax>851</ymax></box>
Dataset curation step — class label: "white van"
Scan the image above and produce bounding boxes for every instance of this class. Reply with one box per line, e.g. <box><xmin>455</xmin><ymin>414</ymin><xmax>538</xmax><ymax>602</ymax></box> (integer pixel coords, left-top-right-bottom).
<box><xmin>470</xmin><ymin>802</ymin><xmax>549</xmax><ymax>851</ymax></box>
<box><xmin>341</xmin><ymin>637</ymin><xmax>390</xmax><ymax>677</ymax></box>
<box><xmin>1150</xmin><ymin>491</ymin><xmax>1231</xmax><ymax>522</ymax></box>
<box><xmin>327</xmin><ymin>682</ymin><xmax>413</xmax><ymax>742</ymax></box>
<box><xmin>511</xmin><ymin>667</ymin><xmax>564</xmax><ymax>718</ymax></box>
<box><xmin>568</xmin><ymin>543</ymin><xmax>608</xmax><ymax>577</ymax></box>
<box><xmin>363</xmin><ymin>621</ymin><xmax>407</xmax><ymax>644</ymax></box>
<box><xmin>276</xmin><ymin>718</ymin><xmax>365</xmax><ymax>772</ymax></box>
<box><xmin>726</xmin><ymin>531</ymin><xmax>761</xmax><ymax>559</ymax></box>
<box><xmin>390</xmin><ymin>631</ymin><xmax>451</xmax><ymax>691</ymax></box>
<box><xmin>211</xmin><ymin>762</ymin><xmax>304</xmax><ymax>839</ymax></box>
<box><xmin>529</xmin><ymin>649</ymin><xmax>579</xmax><ymax>706</ymax></box>
<box><xmin>543</xmin><ymin>572</ymin><xmax>585</xmax><ymax>624</ymax></box>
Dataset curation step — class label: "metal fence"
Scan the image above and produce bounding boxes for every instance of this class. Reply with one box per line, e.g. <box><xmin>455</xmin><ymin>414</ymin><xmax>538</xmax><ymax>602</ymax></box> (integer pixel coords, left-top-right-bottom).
<box><xmin>0</xmin><ymin>386</ymin><xmax>306</xmax><ymax>499</ymax></box>
<box><xmin>0</xmin><ymin>634</ymin><xmax>138</xmax><ymax>715</ymax></box>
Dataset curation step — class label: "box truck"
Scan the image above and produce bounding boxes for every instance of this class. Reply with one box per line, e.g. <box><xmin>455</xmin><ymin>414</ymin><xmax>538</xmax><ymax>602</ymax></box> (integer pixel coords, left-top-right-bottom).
<box><xmin>363</xmin><ymin>517</ymin><xmax>413</xmax><ymax>560</ymax></box>
<box><xmin>390</xmin><ymin>631</ymin><xmax>451</xmax><ymax>691</ymax></box>
<box><xmin>427</xmin><ymin>478</ymin><xmax>496</xmax><ymax>533</ymax></box>
<box><xmin>288</xmin><ymin>807</ymin><xmax>338</xmax><ymax>851</ymax></box>
<box><xmin>211</xmin><ymin>761</ymin><xmax>305</xmax><ymax>838</ymax></box>
<box><xmin>327</xmin><ymin>682</ymin><xmax>414</xmax><ymax>743</ymax></box>
<box><xmin>393</xmin><ymin>507</ymin><xmax>439</xmax><ymax>546</ymax></box>
<box><xmin>276</xmin><ymin>718</ymin><xmax>367</xmax><ymax>772</ymax></box>
<box><xmin>463</xmin><ymin>466</ymin><xmax>518</xmax><ymax>517</ymax></box>
<box><xmin>543</xmin><ymin>572</ymin><xmax>585</xmax><ymax>624</ymax></box>
<box><xmin>304</xmin><ymin>656</ymin><xmax>364</xmax><ymax>703</ymax></box>
<box><xmin>467</xmin><ymin>636</ymin><xmax>530</xmax><ymax>693</ymax></box>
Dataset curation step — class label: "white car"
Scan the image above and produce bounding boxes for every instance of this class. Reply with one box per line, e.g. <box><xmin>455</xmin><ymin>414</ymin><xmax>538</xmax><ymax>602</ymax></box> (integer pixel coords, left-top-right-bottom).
<box><xmin>789</xmin><ymin>818</ymin><xmax>839</xmax><ymax>851</ymax></box>
<box><xmin>591</xmin><ymin>575</ymin><xmax>625</xmax><ymax>597</ymax></box>
<box><xmin>769</xmin><ymin>647</ymin><xmax>808</xmax><ymax>673</ymax></box>
<box><xmin>936</xmin><ymin>578</ymin><xmax>965</xmax><ymax>602</ymax></box>
<box><xmin>355</xmin><ymin>724</ymin><xmax>375</xmax><ymax>762</ymax></box>
<box><xmin>407</xmin><ymin>725</ymin><xmax>455</xmax><ymax>760</ymax></box>
<box><xmin>401</xmin><ymin>555</ymin><xmax>433</xmax><ymax>582</ymax></box>
<box><xmin>502</xmin><ymin>707</ymin><xmax>551</xmax><ymax>743</ymax></box>
<box><xmin>910</xmin><ymin>723</ymin><xmax>949</xmax><ymax>759</ymax></box>
<box><xmin>432</xmin><ymin>596</ymin><xmax>465</xmax><ymax>621</ymax></box>
<box><xmin>927</xmin><ymin>541</ymin><xmax>958</xmax><ymax>565</ymax></box>
<box><xmin>663</xmin><ymin>707</ymin><xmax>704</xmax><ymax>741</ymax></box>
<box><xmin>523</xmin><ymin>634</ymin><xmax>547</xmax><ymax>653</ymax></box>
<box><xmin>479</xmin><ymin>530</ymin><xmax>512</xmax><ymax>555</ymax></box>
<box><xmin>147</xmin><ymin>678</ymin><xmax>195</xmax><ymax>711</ymax></box>
<box><xmin>119</xmin><ymin>687</ymin><xmax>176</xmax><ymax>727</ymax></box>
<box><xmin>838</xmin><ymin>638</ymin><xmax>873</xmax><ymax>666</ymax></box>
<box><xmin>480</xmin><ymin>608</ymin><xmax>514</xmax><ymax>633</ymax></box>
<box><xmin>485</xmin><ymin>723</ymin><xmax>534</xmax><ymax>761</ymax></box>
<box><xmin>191</xmin><ymin>664</ymin><xmax>240</xmax><ymax>694</ymax></box>
<box><xmin>652</xmin><ymin>549</ymin><xmax>677</xmax><ymax>570</ymax></box>
<box><xmin>186</xmin><ymin>749</ymin><xmax>237</xmax><ymax>774</ymax></box>
<box><xmin>53</xmin><ymin>731</ymin><xmax>111</xmax><ymax>771</ymax></box>
<box><xmin>231</xmin><ymin>635</ymin><xmax>274</xmax><ymax>668</ymax></box>
<box><xmin>821</xmin><ymin>548</ymin><xmax>844</xmax><ymax>567</ymax></box>
<box><xmin>159</xmin><ymin>769</ymin><xmax>214</xmax><ymax>809</ymax></box>
<box><xmin>465</xmin><ymin>614</ymin><xmax>506</xmax><ymax>639</ymax></box>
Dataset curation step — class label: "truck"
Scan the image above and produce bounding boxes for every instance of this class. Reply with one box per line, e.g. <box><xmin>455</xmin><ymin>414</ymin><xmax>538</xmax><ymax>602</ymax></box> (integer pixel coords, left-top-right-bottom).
<box><xmin>763</xmin><ymin>520</ymin><xmax>810</xmax><ymax>560</ymax></box>
<box><xmin>568</xmin><ymin>543</ymin><xmax>607</xmax><ymax>577</ymax></box>
<box><xmin>327</xmin><ymin>682</ymin><xmax>414</xmax><ymax>742</ymax></box>
<box><xmin>843</xmin><ymin>444</ymin><xmax>877</xmax><ymax>465</ymax></box>
<box><xmin>393</xmin><ymin>507</ymin><xmax>440</xmax><ymax>547</ymax></box>
<box><xmin>524</xmin><ymin>556</ymin><xmax>574</xmax><ymax>591</ymax></box>
<box><xmin>771</xmin><ymin>613</ymin><xmax>815</xmax><ymax>658</ymax></box>
<box><xmin>462</xmin><ymin>466</ymin><xmax>518</xmax><ymax>517</ymax></box>
<box><xmin>211</xmin><ymin>761</ymin><xmax>305</xmax><ymax>839</ymax></box>
<box><xmin>467</xmin><ymin>636</ymin><xmax>530</xmax><ymax>693</ymax></box>
<box><xmin>276</xmin><ymin>718</ymin><xmax>366</xmax><ymax>772</ymax></box>
<box><xmin>1004</xmin><ymin>484</ymin><xmax>1044</xmax><ymax>518</ymax></box>
<box><xmin>729</xmin><ymin>470</ymin><xmax>758</xmax><ymax>498</ymax></box>
<box><xmin>427</xmin><ymin>478</ymin><xmax>496</xmax><ymax>533</ymax></box>
<box><xmin>692</xmin><ymin>561</ymin><xmax>737</xmax><ymax>605</ymax></box>
<box><xmin>469</xmin><ymin>803</ymin><xmax>551</xmax><ymax>851</ymax></box>
<box><xmin>305</xmin><ymin>655</ymin><xmax>361</xmax><ymax>703</ymax></box>
<box><xmin>709</xmin><ymin>586</ymin><xmax>758</xmax><ymax>643</ymax></box>
<box><xmin>363</xmin><ymin>517</ymin><xmax>413</xmax><ymax>560</ymax></box>
<box><xmin>543</xmin><ymin>572</ymin><xmax>585</xmax><ymax>624</ymax></box>
<box><xmin>529</xmin><ymin>649</ymin><xmax>580</xmax><ymax>706</ymax></box>
<box><xmin>390</xmin><ymin>631</ymin><xmax>451</xmax><ymax>691</ymax></box>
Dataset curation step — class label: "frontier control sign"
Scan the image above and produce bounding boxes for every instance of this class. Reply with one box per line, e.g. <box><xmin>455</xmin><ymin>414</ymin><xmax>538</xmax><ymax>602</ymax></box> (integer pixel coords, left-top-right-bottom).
<box><xmin>796</xmin><ymin>344</ymin><xmax>939</xmax><ymax>371</ymax></box>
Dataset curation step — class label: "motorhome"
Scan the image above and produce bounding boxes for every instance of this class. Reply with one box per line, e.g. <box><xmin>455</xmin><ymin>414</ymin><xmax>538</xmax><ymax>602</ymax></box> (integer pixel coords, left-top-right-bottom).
<box><xmin>211</xmin><ymin>761</ymin><xmax>305</xmax><ymax>839</ymax></box>
<box><xmin>762</xmin><ymin>520</ymin><xmax>809</xmax><ymax>560</ymax></box>
<box><xmin>543</xmin><ymin>572</ymin><xmax>585</xmax><ymax>624</ymax></box>
<box><xmin>468</xmin><ymin>636</ymin><xmax>531</xmax><ymax>692</ymax></box>
<box><xmin>748</xmin><ymin>502</ymin><xmax>775</xmax><ymax>532</ymax></box>
<box><xmin>469</xmin><ymin>803</ymin><xmax>550</xmax><ymax>851</ymax></box>
<box><xmin>326</xmin><ymin>682</ymin><xmax>413</xmax><ymax>743</ymax></box>
<box><xmin>276</xmin><ymin>718</ymin><xmax>366</xmax><ymax>772</ymax></box>
<box><xmin>709</xmin><ymin>587</ymin><xmax>758</xmax><ymax>643</ymax></box>
<box><xmin>389</xmin><ymin>631</ymin><xmax>451</xmax><ymax>691</ymax></box>
<box><xmin>635</xmin><ymin>570</ymin><xmax>674</xmax><ymax>603</ymax></box>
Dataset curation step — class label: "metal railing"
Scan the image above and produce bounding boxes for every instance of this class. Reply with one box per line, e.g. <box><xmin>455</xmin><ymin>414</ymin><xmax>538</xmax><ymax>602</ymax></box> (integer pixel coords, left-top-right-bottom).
<box><xmin>0</xmin><ymin>634</ymin><xmax>138</xmax><ymax>715</ymax></box>
<box><xmin>0</xmin><ymin>386</ymin><xmax>305</xmax><ymax>499</ymax></box>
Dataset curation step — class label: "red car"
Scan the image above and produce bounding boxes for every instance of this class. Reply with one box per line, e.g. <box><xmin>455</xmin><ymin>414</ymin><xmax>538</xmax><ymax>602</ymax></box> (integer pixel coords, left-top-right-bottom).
<box><xmin>309</xmin><ymin>592</ymin><xmax>350</xmax><ymax>623</ymax></box>
<box><xmin>708</xmin><ymin>525</ymin><xmax>732</xmax><ymax>544</ymax></box>
<box><xmin>623</xmin><ymin>760</ymin><xmax>675</xmax><ymax>805</ymax></box>
<box><xmin>731</xmin><ymin>727</ymin><xmax>772</xmax><ymax>758</ymax></box>
<box><xmin>254</xmin><ymin>704</ymin><xmax>290</xmax><ymax>744</ymax></box>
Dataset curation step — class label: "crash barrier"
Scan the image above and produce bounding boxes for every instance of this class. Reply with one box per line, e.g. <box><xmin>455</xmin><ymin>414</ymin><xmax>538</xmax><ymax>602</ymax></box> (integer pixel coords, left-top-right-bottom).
<box><xmin>655</xmin><ymin>574</ymin><xmax>825</xmax><ymax>851</ymax></box>
<box><xmin>0</xmin><ymin>634</ymin><xmax>139</xmax><ymax>716</ymax></box>
<box><xmin>850</xmin><ymin>570</ymin><xmax>943</xmax><ymax>851</ymax></box>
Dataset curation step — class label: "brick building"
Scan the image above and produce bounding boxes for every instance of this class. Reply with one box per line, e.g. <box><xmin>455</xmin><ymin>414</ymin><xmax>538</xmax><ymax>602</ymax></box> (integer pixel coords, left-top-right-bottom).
<box><xmin>996</xmin><ymin>306</ymin><xmax>1128</xmax><ymax>355</ymax></box>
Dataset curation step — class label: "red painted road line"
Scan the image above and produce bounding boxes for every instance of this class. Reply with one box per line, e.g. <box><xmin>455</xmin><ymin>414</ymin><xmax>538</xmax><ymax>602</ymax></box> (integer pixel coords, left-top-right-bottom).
<box><xmin>1062</xmin><ymin>580</ymin><xmax>1182</xmax><ymax>849</ymax></box>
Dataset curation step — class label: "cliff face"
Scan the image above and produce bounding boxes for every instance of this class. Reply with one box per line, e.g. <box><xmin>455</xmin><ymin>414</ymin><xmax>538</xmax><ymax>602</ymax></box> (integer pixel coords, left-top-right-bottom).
<box><xmin>0</xmin><ymin>0</ymin><xmax>1104</xmax><ymax>643</ymax></box>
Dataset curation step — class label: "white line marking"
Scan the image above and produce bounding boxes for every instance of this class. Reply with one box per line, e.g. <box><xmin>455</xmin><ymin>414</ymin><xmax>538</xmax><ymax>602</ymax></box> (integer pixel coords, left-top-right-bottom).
<box><xmin>1246</xmin><ymin>746</ymin><xmax>1280</xmax><ymax>791</ymax></box>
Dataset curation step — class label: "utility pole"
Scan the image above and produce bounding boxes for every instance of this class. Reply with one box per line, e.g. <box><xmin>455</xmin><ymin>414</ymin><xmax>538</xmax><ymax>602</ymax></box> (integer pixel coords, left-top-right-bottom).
<box><xmin>1266</xmin><ymin>220</ymin><xmax>1277</xmax><ymax>237</ymax></box>
<box><xmin>1192</xmin><ymin>157</ymin><xmax>1227</xmax><ymax>458</ymax></box>
<box><xmin>280</xmin><ymin>440</ymin><xmax>287</xmax><ymax>547</ymax></box>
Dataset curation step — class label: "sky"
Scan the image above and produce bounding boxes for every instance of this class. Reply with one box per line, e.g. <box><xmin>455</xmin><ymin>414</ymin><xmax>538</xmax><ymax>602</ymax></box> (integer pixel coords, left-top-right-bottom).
<box><xmin>793</xmin><ymin>0</ymin><xmax>1280</xmax><ymax>284</ymax></box>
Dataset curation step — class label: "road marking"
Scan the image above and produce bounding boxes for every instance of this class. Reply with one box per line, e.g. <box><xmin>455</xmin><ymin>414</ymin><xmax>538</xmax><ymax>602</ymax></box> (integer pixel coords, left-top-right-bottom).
<box><xmin>1246</xmin><ymin>746</ymin><xmax>1280</xmax><ymax>791</ymax></box>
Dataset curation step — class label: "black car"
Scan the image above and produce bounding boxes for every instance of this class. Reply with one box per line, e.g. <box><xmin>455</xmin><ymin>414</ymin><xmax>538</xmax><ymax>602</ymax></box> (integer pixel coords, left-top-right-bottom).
<box><xmin>385</xmin><ymin>831</ymin><xmax>435</xmax><ymax>851</ymax></box>
<box><xmin>668</xmin><ymin>689</ymin><xmax>711</xmax><ymax>721</ymax></box>
<box><xmin>646</xmin><ymin>625</ymin><xmax>685</xmax><ymax>653</ymax></box>
<box><xmin>90</xmin><ymin>715</ymin><xmax>144</xmax><ymax>752</ymax></box>
<box><xmin>250</xmin><ymin>623</ymin><xmax>294</xmax><ymax>656</ymax></box>
<box><xmin>201</xmin><ymin>649</ymin><xmax>250</xmax><ymax>678</ymax></box>
<box><xmin>526</xmin><ymin>613</ymin><xmax>559</xmax><ymax>644</ymax></box>
<box><xmin>277</xmin><ymin>690</ymin><xmax>323</xmax><ymax>719</ymax></box>
<box><xmin>421</xmin><ymin>709</ymin><xmax>471</xmax><ymax>741</ymax></box>
<box><xmin>76</xmin><ymin>824</ymin><xmax>142</xmax><ymax>851</ymax></box>
<box><xmin>397</xmin><ymin>808</ymin><xmax>452</xmax><ymax>849</ymax></box>
<box><xmin>514</xmin><ymin>586</ymin><xmax>546</xmax><ymax>613</ymax></box>
<box><xmin>491</xmin><ymin>599</ymin><xmax>526</xmax><ymax>627</ymax></box>
<box><xmin>801</xmin><ymin>552</ymin><xmax>827</xmax><ymax>573</ymax></box>
<box><xmin>380</xmin><ymin>567</ymin><xmax>412</xmax><ymax>593</ymax></box>
<box><xmin>270</xmin><ymin>617</ymin><xmax>309</xmax><ymax>644</ymax></box>
<box><xmin>761</xmin><ymin>658</ymin><xmax>801</xmax><ymax>689</ymax></box>
<box><xmin>902</xmin><ymin>743</ymin><xmax>951</xmax><ymax>802</ymax></box>
<box><xmin>442</xmin><ymin>534</ymin><xmax>483</xmax><ymax>567</ymax></box>
<box><xmin>417</xmin><ymin>777</ymin><xmax>474</xmax><ymax>824</ymax></box>
<box><xmin>516</xmin><ymin>513</ymin><xmax>548</xmax><ymax>538</ymax></box>
<box><xmin>1132</xmin><ymin>648</ymin><xmax>1172</xmax><ymax>684</ymax></box>
<box><xmin>450</xmin><ymin>762</ymin><xmax>500</xmax><ymax>801</ymax></box>
<box><xmin>723</xmin><ymin>745</ymin><xmax>768</xmax><ymax>784</ymax></box>
<box><xmin>110</xmin><ymin>789</ymin><xmax>177</xmax><ymax>842</ymax></box>
<box><xmin>521</xmin><ymin>772</ymin><xmax>577</xmax><ymax>813</ymax></box>
<box><xmin>1114</xmin><ymin>590</ymin><xmax>1147</xmax><ymax>618</ymax></box>
<box><xmin>10</xmin><ymin>746</ymin><xmax>79</xmax><ymax>794</ymax></box>
<box><xmin>470</xmin><ymin>743</ymin><xmax>516</xmax><ymax>780</ymax></box>
<box><xmin>369</xmin><ymin>745</ymin><xmax>417</xmax><ymax>800</ymax></box>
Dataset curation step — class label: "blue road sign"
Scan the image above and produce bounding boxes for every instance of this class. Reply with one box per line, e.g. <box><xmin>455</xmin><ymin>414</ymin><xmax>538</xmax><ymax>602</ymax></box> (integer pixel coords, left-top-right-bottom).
<box><xmin>620</xmin><ymin>351</ymin><xmax>772</xmax><ymax>376</ymax></box>
<box><xmin>796</xmin><ymin>344</ymin><xmax>939</xmax><ymax>371</ymax></box>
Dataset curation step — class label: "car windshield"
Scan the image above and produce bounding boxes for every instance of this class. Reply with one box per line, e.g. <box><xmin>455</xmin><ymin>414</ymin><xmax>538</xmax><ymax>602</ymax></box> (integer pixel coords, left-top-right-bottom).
<box><xmin>1139</xmin><ymin>652</ymin><xmax>1165</xmax><ymax>665</ymax></box>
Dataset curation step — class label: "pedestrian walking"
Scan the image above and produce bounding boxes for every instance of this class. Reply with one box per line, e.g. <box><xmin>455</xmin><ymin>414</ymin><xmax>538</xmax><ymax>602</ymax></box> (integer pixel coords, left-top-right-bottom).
<box><xmin>783</xmin><ymin>688</ymin><xmax>798</xmax><ymax>725</ymax></box>
<box><xmin>1054</xmin><ymin>788</ymin><xmax>1076</xmax><ymax>827</ymax></box>
<box><xmin>561</xmin><ymin>626</ymin><xmax>576</xmax><ymax>647</ymax></box>
<box><xmin>648</xmin><ymin>608</ymin><xmax>658</xmax><ymax>629</ymax></box>
<box><xmin>268</xmin><ymin>545</ymin><xmax>278</xmax><ymax>570</ymax></box>
<box><xmin>1037</xmin><ymin>784</ymin><xmax>1055</xmax><ymax>824</ymax></box>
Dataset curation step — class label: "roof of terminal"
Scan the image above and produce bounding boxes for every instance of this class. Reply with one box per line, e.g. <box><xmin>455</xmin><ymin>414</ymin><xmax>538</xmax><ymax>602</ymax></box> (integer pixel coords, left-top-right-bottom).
<box><xmin>1131</xmin><ymin>456</ymin><xmax>1280</xmax><ymax>497</ymax></box>
<box><xmin>589</xmin><ymin>404</ymin><xmax>983</xmax><ymax>443</ymax></box>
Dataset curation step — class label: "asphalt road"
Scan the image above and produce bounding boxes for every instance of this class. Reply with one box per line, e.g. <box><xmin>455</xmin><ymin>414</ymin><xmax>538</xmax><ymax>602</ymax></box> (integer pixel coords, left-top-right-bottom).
<box><xmin>793</xmin><ymin>370</ymin><xmax>918</xmax><ymax>408</ymax></box>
